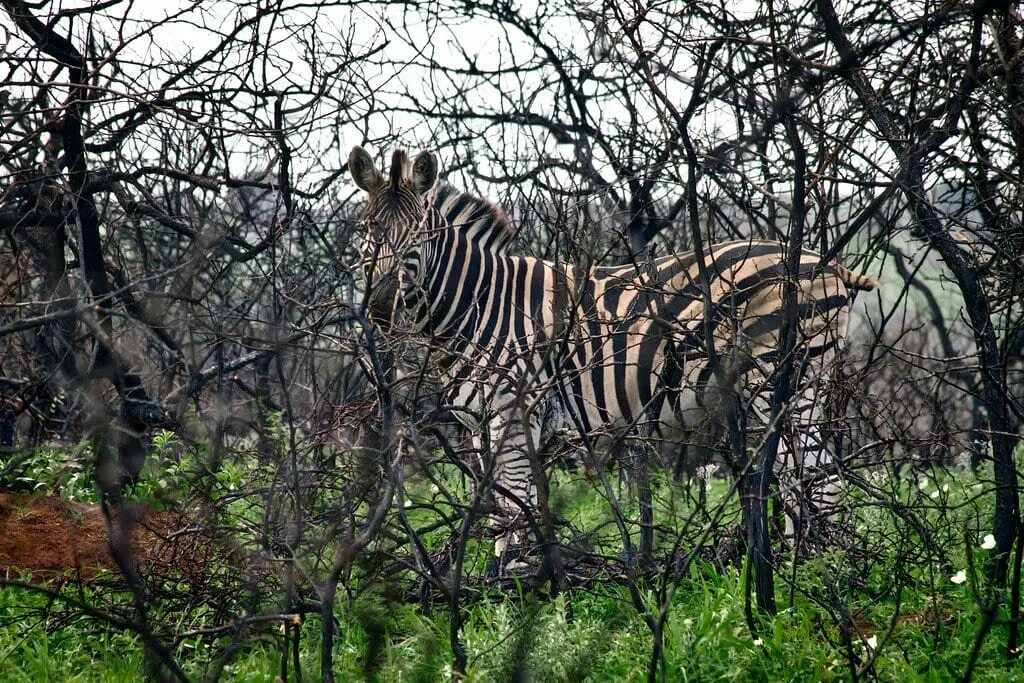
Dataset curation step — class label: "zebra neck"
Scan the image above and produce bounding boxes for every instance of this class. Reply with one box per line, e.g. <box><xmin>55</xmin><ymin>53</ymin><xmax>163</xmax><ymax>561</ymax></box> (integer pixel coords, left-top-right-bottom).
<box><xmin>421</xmin><ymin>231</ymin><xmax>506</xmax><ymax>344</ymax></box>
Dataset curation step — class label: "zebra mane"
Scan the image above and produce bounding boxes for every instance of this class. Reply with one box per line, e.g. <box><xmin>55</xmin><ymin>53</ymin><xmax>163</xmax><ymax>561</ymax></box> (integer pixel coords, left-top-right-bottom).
<box><xmin>430</xmin><ymin>183</ymin><xmax>516</xmax><ymax>253</ymax></box>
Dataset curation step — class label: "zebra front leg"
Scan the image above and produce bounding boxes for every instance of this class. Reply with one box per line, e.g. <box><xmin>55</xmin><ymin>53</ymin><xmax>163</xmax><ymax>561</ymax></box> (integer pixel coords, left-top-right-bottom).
<box><xmin>485</xmin><ymin>410</ymin><xmax>542</xmax><ymax>575</ymax></box>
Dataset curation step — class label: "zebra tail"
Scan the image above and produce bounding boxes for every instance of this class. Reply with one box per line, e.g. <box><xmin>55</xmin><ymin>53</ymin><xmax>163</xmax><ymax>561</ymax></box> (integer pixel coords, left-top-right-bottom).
<box><xmin>833</xmin><ymin>263</ymin><xmax>879</xmax><ymax>291</ymax></box>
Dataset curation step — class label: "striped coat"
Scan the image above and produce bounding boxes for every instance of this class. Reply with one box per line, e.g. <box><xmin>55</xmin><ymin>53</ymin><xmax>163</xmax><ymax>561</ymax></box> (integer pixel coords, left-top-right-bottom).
<box><xmin>349</xmin><ymin>147</ymin><xmax>877</xmax><ymax>559</ymax></box>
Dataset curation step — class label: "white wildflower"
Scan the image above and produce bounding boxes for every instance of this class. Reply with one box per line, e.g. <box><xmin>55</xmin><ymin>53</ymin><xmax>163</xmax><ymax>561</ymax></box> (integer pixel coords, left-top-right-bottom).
<box><xmin>865</xmin><ymin>635</ymin><xmax>877</xmax><ymax>650</ymax></box>
<box><xmin>950</xmin><ymin>570</ymin><xmax>967</xmax><ymax>584</ymax></box>
<box><xmin>929</xmin><ymin>489</ymin><xmax>940</xmax><ymax>499</ymax></box>
<box><xmin>981</xmin><ymin>534</ymin><xmax>997</xmax><ymax>550</ymax></box>
<box><xmin>942</xmin><ymin>484</ymin><xmax>950</xmax><ymax>493</ymax></box>
<box><xmin>918</xmin><ymin>478</ymin><xmax>930</xmax><ymax>490</ymax></box>
<box><xmin>752</xmin><ymin>638</ymin><xmax>763</xmax><ymax>646</ymax></box>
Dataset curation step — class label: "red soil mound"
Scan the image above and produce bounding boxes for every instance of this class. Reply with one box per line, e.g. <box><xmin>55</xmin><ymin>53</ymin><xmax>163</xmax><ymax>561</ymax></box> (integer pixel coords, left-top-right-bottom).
<box><xmin>0</xmin><ymin>493</ymin><xmax>210</xmax><ymax>580</ymax></box>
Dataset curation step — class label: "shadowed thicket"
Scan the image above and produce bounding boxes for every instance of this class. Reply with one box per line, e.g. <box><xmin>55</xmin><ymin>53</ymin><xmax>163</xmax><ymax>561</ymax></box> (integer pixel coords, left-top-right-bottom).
<box><xmin>0</xmin><ymin>0</ymin><xmax>1021</xmax><ymax>681</ymax></box>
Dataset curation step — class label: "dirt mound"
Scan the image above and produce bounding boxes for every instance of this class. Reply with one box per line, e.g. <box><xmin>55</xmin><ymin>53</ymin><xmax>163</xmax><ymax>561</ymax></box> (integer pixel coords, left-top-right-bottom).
<box><xmin>0</xmin><ymin>493</ymin><xmax>211</xmax><ymax>580</ymax></box>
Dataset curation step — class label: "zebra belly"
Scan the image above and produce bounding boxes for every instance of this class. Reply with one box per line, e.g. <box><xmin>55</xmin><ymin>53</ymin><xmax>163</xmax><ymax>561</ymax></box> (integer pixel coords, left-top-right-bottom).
<box><xmin>554</xmin><ymin>344</ymin><xmax>703</xmax><ymax>453</ymax></box>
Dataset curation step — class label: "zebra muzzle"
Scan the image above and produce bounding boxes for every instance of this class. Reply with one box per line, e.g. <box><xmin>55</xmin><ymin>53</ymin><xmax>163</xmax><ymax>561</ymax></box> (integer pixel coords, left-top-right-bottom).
<box><xmin>366</xmin><ymin>272</ymin><xmax>400</xmax><ymax>323</ymax></box>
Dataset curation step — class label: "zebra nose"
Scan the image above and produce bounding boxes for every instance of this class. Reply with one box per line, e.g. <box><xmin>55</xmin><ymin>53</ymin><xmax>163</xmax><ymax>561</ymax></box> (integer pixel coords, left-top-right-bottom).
<box><xmin>367</xmin><ymin>272</ymin><xmax>400</xmax><ymax>322</ymax></box>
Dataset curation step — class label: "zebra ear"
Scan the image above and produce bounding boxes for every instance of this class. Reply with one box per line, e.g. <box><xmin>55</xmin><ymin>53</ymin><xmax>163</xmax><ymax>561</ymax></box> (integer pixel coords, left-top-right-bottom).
<box><xmin>349</xmin><ymin>146</ymin><xmax>385</xmax><ymax>193</ymax></box>
<box><xmin>411</xmin><ymin>151</ymin><xmax>438</xmax><ymax>194</ymax></box>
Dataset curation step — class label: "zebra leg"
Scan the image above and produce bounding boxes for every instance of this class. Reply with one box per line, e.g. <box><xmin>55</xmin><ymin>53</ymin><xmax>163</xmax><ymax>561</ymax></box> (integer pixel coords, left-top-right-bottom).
<box><xmin>776</xmin><ymin>429</ymin><xmax>805</xmax><ymax>546</ymax></box>
<box><xmin>487</xmin><ymin>408</ymin><xmax>542</xmax><ymax>573</ymax></box>
<box><xmin>637</xmin><ymin>459</ymin><xmax>654</xmax><ymax>561</ymax></box>
<box><xmin>796</xmin><ymin>414</ymin><xmax>842</xmax><ymax>541</ymax></box>
<box><xmin>625</xmin><ymin>425</ymin><xmax>657</xmax><ymax>563</ymax></box>
<box><xmin>776</xmin><ymin>384</ymin><xmax>842</xmax><ymax>552</ymax></box>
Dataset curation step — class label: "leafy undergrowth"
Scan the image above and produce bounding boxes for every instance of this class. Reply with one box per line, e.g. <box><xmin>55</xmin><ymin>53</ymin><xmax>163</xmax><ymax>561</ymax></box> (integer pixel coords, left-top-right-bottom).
<box><xmin>1</xmin><ymin>553</ymin><xmax>1022</xmax><ymax>681</ymax></box>
<box><xmin>2</xmin><ymin>437</ymin><xmax>1024</xmax><ymax>681</ymax></box>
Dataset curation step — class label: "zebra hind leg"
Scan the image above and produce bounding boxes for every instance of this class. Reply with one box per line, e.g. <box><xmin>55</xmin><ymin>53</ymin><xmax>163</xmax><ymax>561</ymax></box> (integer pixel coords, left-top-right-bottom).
<box><xmin>776</xmin><ymin>389</ymin><xmax>843</xmax><ymax>556</ymax></box>
<box><xmin>623</xmin><ymin>427</ymin><xmax>659</xmax><ymax>567</ymax></box>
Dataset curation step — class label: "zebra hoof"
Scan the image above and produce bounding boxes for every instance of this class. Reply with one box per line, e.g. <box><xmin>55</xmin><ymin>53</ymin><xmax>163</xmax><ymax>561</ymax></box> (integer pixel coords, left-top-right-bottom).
<box><xmin>618</xmin><ymin>547</ymin><xmax>654</xmax><ymax>573</ymax></box>
<box><xmin>486</xmin><ymin>547</ymin><xmax>529</xmax><ymax>578</ymax></box>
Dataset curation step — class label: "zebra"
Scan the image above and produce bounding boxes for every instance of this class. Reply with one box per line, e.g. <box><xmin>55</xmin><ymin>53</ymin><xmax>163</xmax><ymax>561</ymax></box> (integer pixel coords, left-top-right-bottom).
<box><xmin>348</xmin><ymin>146</ymin><xmax>878</xmax><ymax>568</ymax></box>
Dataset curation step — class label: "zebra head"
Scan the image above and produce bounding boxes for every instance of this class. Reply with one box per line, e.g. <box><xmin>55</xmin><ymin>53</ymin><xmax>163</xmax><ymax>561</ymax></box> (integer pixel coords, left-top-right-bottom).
<box><xmin>349</xmin><ymin>146</ymin><xmax>439</xmax><ymax>321</ymax></box>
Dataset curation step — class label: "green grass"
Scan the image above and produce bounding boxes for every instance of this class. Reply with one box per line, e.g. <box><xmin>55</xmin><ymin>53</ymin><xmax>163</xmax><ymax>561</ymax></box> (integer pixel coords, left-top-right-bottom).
<box><xmin>3</xmin><ymin>440</ymin><xmax>1024</xmax><ymax>681</ymax></box>
<box><xmin>0</xmin><ymin>590</ymin><xmax>144</xmax><ymax>682</ymax></box>
<box><xmin>2</xmin><ymin>562</ymin><xmax>1021</xmax><ymax>681</ymax></box>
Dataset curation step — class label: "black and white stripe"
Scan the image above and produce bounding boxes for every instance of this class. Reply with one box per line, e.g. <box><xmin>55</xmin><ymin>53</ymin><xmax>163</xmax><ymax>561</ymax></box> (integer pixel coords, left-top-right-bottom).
<box><xmin>349</xmin><ymin>147</ymin><xmax>878</xmax><ymax>558</ymax></box>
